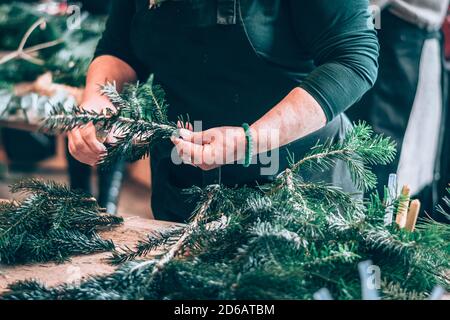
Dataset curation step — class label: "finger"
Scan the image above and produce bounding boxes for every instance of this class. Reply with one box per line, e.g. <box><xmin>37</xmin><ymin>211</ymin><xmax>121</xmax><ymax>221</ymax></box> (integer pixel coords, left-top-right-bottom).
<box><xmin>70</xmin><ymin>129</ymin><xmax>101</xmax><ymax>164</ymax></box>
<box><xmin>68</xmin><ymin>139</ymin><xmax>97</xmax><ymax>166</ymax></box>
<box><xmin>186</xmin><ymin>122</ymin><xmax>194</xmax><ymax>131</ymax></box>
<box><xmin>201</xmin><ymin>129</ymin><xmax>215</xmax><ymax>144</ymax></box>
<box><xmin>172</xmin><ymin>138</ymin><xmax>195</xmax><ymax>166</ymax></box>
<box><xmin>173</xmin><ymin>138</ymin><xmax>193</xmax><ymax>163</ymax></box>
<box><xmin>80</xmin><ymin>123</ymin><xmax>107</xmax><ymax>154</ymax></box>
<box><xmin>67</xmin><ymin>131</ymin><xmax>75</xmax><ymax>153</ymax></box>
<box><xmin>179</xmin><ymin>128</ymin><xmax>194</xmax><ymax>141</ymax></box>
<box><xmin>179</xmin><ymin>129</ymin><xmax>205</xmax><ymax>145</ymax></box>
<box><xmin>177</xmin><ymin>121</ymin><xmax>194</xmax><ymax>131</ymax></box>
<box><xmin>174</xmin><ymin>138</ymin><xmax>205</xmax><ymax>165</ymax></box>
<box><xmin>201</xmin><ymin>143</ymin><xmax>216</xmax><ymax>166</ymax></box>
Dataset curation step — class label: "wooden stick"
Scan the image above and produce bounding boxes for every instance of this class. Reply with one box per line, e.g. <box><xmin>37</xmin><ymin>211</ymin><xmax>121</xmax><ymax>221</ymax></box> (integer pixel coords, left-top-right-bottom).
<box><xmin>405</xmin><ymin>200</ymin><xmax>421</xmax><ymax>232</ymax></box>
<box><xmin>0</xmin><ymin>18</ymin><xmax>63</xmax><ymax>66</ymax></box>
<box><xmin>0</xmin><ymin>18</ymin><xmax>47</xmax><ymax>65</ymax></box>
<box><xmin>396</xmin><ymin>185</ymin><xmax>410</xmax><ymax>229</ymax></box>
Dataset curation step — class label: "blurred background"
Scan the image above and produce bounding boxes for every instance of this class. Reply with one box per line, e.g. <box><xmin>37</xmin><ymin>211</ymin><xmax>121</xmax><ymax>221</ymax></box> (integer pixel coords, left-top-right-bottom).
<box><xmin>0</xmin><ymin>0</ymin><xmax>152</xmax><ymax>219</ymax></box>
<box><xmin>0</xmin><ymin>0</ymin><xmax>449</xmax><ymax>221</ymax></box>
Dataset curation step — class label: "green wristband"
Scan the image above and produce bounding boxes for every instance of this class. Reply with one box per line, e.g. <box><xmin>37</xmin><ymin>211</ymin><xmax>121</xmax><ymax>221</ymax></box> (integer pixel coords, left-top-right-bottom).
<box><xmin>242</xmin><ymin>123</ymin><xmax>253</xmax><ymax>168</ymax></box>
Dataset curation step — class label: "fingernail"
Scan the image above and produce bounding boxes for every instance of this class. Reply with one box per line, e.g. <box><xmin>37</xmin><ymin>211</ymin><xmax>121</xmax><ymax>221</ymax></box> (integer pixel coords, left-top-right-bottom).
<box><xmin>179</xmin><ymin>129</ymin><xmax>192</xmax><ymax>140</ymax></box>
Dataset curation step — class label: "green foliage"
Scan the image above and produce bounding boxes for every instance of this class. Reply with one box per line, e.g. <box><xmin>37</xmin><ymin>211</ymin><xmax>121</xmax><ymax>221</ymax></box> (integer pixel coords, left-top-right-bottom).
<box><xmin>43</xmin><ymin>76</ymin><xmax>178</xmax><ymax>168</ymax></box>
<box><xmin>7</xmin><ymin>76</ymin><xmax>448</xmax><ymax>300</ymax></box>
<box><xmin>288</xmin><ymin>124</ymin><xmax>396</xmax><ymax>191</ymax></box>
<box><xmin>4</xmin><ymin>124</ymin><xmax>448</xmax><ymax>300</ymax></box>
<box><xmin>109</xmin><ymin>227</ymin><xmax>184</xmax><ymax>265</ymax></box>
<box><xmin>0</xmin><ymin>179</ymin><xmax>122</xmax><ymax>264</ymax></box>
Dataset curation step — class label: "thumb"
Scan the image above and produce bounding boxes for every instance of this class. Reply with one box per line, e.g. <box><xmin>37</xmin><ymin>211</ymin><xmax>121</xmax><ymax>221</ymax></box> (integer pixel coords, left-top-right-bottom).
<box><xmin>179</xmin><ymin>128</ymin><xmax>194</xmax><ymax>141</ymax></box>
<box><xmin>179</xmin><ymin>129</ymin><xmax>205</xmax><ymax>145</ymax></box>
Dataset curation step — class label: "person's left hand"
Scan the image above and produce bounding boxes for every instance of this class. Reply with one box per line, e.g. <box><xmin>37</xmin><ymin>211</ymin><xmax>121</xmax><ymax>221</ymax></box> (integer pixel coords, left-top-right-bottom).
<box><xmin>171</xmin><ymin>124</ymin><xmax>248</xmax><ymax>171</ymax></box>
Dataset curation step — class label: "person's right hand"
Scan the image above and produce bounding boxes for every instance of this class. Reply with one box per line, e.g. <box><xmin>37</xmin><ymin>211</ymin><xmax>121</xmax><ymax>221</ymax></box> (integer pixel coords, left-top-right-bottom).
<box><xmin>67</xmin><ymin>95</ymin><xmax>113</xmax><ymax>166</ymax></box>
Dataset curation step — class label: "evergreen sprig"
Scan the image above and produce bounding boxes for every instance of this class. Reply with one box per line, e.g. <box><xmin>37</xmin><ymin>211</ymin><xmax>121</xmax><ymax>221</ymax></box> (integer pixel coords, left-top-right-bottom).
<box><xmin>42</xmin><ymin>76</ymin><xmax>178</xmax><ymax>168</ymax></box>
<box><xmin>108</xmin><ymin>227</ymin><xmax>185</xmax><ymax>265</ymax></box>
<box><xmin>0</xmin><ymin>179</ymin><xmax>122</xmax><ymax>264</ymax></box>
<box><xmin>286</xmin><ymin>123</ymin><xmax>396</xmax><ymax>191</ymax></box>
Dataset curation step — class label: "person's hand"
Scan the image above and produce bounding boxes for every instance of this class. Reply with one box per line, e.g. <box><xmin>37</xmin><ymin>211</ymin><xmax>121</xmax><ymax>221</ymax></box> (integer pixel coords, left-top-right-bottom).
<box><xmin>67</xmin><ymin>95</ymin><xmax>114</xmax><ymax>166</ymax></box>
<box><xmin>171</xmin><ymin>124</ymin><xmax>249</xmax><ymax>171</ymax></box>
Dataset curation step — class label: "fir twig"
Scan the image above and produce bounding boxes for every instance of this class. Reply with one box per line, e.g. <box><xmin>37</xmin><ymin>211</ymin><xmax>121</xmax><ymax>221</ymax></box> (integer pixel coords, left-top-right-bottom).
<box><xmin>42</xmin><ymin>77</ymin><xmax>178</xmax><ymax>168</ymax></box>
<box><xmin>0</xmin><ymin>179</ymin><xmax>122</xmax><ymax>264</ymax></box>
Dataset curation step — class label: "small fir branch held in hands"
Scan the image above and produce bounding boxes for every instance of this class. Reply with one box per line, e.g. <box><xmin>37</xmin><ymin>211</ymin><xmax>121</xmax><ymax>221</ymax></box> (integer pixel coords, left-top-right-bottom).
<box><xmin>42</xmin><ymin>75</ymin><xmax>178</xmax><ymax>168</ymax></box>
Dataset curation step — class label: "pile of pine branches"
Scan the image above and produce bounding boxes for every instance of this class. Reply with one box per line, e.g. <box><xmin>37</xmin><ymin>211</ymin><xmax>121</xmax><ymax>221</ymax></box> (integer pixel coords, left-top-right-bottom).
<box><xmin>0</xmin><ymin>179</ymin><xmax>122</xmax><ymax>264</ymax></box>
<box><xmin>1</xmin><ymin>77</ymin><xmax>448</xmax><ymax>300</ymax></box>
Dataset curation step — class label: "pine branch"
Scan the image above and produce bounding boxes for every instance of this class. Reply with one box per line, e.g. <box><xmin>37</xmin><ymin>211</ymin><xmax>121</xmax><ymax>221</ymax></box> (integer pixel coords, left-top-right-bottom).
<box><xmin>435</xmin><ymin>188</ymin><xmax>450</xmax><ymax>222</ymax></box>
<box><xmin>108</xmin><ymin>227</ymin><xmax>185</xmax><ymax>265</ymax></box>
<box><xmin>381</xmin><ymin>281</ymin><xmax>426</xmax><ymax>300</ymax></box>
<box><xmin>130</xmin><ymin>186</ymin><xmax>221</xmax><ymax>281</ymax></box>
<box><xmin>10</xmin><ymin>178</ymin><xmax>93</xmax><ymax>200</ymax></box>
<box><xmin>287</xmin><ymin>122</ymin><xmax>396</xmax><ymax>191</ymax></box>
<box><xmin>42</xmin><ymin>77</ymin><xmax>178</xmax><ymax>169</ymax></box>
<box><xmin>99</xmin><ymin>82</ymin><xmax>131</xmax><ymax>111</ymax></box>
<box><xmin>0</xmin><ymin>179</ymin><xmax>122</xmax><ymax>264</ymax></box>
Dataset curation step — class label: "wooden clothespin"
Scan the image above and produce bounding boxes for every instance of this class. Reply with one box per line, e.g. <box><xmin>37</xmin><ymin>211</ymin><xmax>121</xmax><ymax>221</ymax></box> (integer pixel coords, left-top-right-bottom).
<box><xmin>404</xmin><ymin>199</ymin><xmax>421</xmax><ymax>232</ymax></box>
<box><xmin>395</xmin><ymin>185</ymin><xmax>410</xmax><ymax>229</ymax></box>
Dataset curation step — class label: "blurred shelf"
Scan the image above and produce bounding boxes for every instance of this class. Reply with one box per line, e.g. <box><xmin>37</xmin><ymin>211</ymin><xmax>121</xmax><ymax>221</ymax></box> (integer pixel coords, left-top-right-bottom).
<box><xmin>0</xmin><ymin>120</ymin><xmax>40</xmax><ymax>132</ymax></box>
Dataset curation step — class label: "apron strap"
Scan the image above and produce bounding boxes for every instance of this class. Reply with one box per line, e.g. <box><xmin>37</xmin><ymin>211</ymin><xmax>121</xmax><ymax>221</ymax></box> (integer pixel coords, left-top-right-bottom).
<box><xmin>217</xmin><ymin>0</ymin><xmax>237</xmax><ymax>25</ymax></box>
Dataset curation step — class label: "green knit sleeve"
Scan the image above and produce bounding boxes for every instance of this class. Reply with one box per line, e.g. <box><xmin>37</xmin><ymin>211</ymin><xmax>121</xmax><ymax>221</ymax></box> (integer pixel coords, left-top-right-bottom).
<box><xmin>291</xmin><ymin>0</ymin><xmax>380</xmax><ymax>121</ymax></box>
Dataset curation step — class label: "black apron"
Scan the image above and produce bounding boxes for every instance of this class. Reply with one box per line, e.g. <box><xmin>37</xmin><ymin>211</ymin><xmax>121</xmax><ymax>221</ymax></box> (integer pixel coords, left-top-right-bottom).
<box><xmin>131</xmin><ymin>1</ymin><xmax>357</xmax><ymax>222</ymax></box>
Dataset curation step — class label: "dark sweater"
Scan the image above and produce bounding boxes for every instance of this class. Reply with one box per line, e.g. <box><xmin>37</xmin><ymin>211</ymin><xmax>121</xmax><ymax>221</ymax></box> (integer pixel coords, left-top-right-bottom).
<box><xmin>95</xmin><ymin>0</ymin><xmax>379</xmax><ymax>124</ymax></box>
